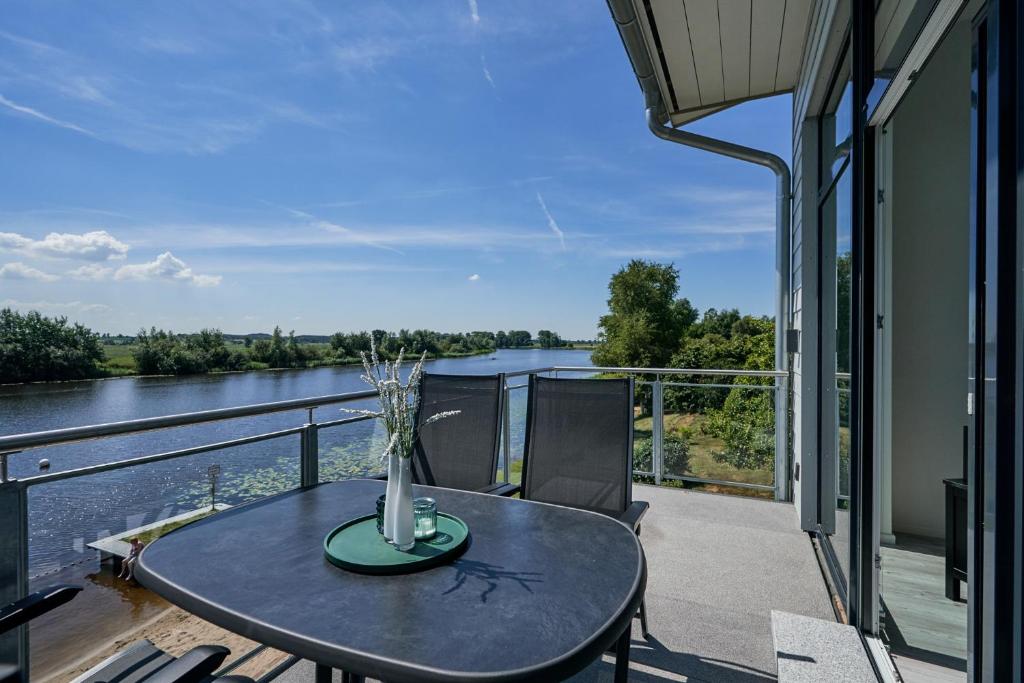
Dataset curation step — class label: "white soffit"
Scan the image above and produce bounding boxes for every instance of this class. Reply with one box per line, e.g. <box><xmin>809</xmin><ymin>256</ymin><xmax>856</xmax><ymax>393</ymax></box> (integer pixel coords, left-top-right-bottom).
<box><xmin>635</xmin><ymin>0</ymin><xmax>813</xmax><ymax>125</ymax></box>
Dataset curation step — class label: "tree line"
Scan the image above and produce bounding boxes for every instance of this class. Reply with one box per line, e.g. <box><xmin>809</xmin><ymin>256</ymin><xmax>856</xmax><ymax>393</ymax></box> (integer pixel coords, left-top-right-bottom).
<box><xmin>0</xmin><ymin>308</ymin><xmax>105</xmax><ymax>383</ymax></box>
<box><xmin>0</xmin><ymin>309</ymin><xmax>575</xmax><ymax>382</ymax></box>
<box><xmin>591</xmin><ymin>260</ymin><xmax>776</xmax><ymax>471</ymax></box>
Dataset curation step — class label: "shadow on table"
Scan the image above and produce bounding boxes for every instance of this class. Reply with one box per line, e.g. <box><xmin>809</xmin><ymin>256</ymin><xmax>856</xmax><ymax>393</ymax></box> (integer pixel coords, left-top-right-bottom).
<box><xmin>443</xmin><ymin>559</ymin><xmax>543</xmax><ymax>603</ymax></box>
<box><xmin>571</xmin><ymin>635</ymin><xmax>776</xmax><ymax>683</ymax></box>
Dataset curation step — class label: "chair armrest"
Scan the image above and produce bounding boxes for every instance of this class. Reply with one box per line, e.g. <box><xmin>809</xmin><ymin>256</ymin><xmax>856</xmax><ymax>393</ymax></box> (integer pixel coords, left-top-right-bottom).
<box><xmin>146</xmin><ymin>645</ymin><xmax>230</xmax><ymax>683</ymax></box>
<box><xmin>0</xmin><ymin>584</ymin><xmax>81</xmax><ymax>634</ymax></box>
<box><xmin>476</xmin><ymin>482</ymin><xmax>520</xmax><ymax>497</ymax></box>
<box><xmin>618</xmin><ymin>501</ymin><xmax>649</xmax><ymax>532</ymax></box>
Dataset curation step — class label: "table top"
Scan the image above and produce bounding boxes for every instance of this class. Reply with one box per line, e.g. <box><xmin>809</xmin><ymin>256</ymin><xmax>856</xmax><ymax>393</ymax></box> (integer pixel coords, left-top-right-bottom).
<box><xmin>136</xmin><ymin>479</ymin><xmax>646</xmax><ymax>683</ymax></box>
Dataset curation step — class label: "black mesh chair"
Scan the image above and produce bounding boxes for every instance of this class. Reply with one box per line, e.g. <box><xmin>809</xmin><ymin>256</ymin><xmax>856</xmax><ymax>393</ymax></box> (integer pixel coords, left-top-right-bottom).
<box><xmin>410</xmin><ymin>372</ymin><xmax>517</xmax><ymax>495</ymax></box>
<box><xmin>520</xmin><ymin>375</ymin><xmax>650</xmax><ymax>641</ymax></box>
<box><xmin>0</xmin><ymin>584</ymin><xmax>252</xmax><ymax>683</ymax></box>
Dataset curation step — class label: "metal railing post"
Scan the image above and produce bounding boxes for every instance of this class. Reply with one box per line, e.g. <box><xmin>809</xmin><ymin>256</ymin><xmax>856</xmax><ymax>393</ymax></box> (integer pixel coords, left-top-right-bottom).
<box><xmin>502</xmin><ymin>385</ymin><xmax>511</xmax><ymax>483</ymax></box>
<box><xmin>774</xmin><ymin>375</ymin><xmax>789</xmax><ymax>502</ymax></box>
<box><xmin>0</xmin><ymin>461</ymin><xmax>29</xmax><ymax>678</ymax></box>
<box><xmin>652</xmin><ymin>378</ymin><xmax>664</xmax><ymax>486</ymax></box>
<box><xmin>300</xmin><ymin>408</ymin><xmax>319</xmax><ymax>487</ymax></box>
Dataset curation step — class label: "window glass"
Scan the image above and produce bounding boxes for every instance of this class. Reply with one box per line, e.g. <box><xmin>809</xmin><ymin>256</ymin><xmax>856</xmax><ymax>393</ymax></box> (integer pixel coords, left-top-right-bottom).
<box><xmin>821</xmin><ymin>54</ymin><xmax>852</xmax><ymax>185</ymax></box>
<box><xmin>869</xmin><ymin>0</ymin><xmax>941</xmax><ymax>119</ymax></box>
<box><xmin>818</xmin><ymin>42</ymin><xmax>853</xmax><ymax>591</ymax></box>
<box><xmin>820</xmin><ymin>160</ymin><xmax>852</xmax><ymax>588</ymax></box>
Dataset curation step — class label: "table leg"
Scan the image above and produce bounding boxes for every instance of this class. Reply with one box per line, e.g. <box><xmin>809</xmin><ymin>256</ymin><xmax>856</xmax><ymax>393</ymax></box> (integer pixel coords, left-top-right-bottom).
<box><xmin>315</xmin><ymin>663</ymin><xmax>332</xmax><ymax>683</ymax></box>
<box><xmin>614</xmin><ymin>622</ymin><xmax>631</xmax><ymax>683</ymax></box>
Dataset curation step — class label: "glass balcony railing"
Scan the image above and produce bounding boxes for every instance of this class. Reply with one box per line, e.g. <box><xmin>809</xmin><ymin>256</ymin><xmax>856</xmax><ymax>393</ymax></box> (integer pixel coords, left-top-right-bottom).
<box><xmin>0</xmin><ymin>365</ymin><xmax>787</xmax><ymax>680</ymax></box>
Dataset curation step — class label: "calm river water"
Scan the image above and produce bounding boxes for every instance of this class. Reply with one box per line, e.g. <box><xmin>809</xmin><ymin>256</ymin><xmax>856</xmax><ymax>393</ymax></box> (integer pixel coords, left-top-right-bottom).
<box><xmin>1</xmin><ymin>348</ymin><xmax>592</xmax><ymax>575</ymax></box>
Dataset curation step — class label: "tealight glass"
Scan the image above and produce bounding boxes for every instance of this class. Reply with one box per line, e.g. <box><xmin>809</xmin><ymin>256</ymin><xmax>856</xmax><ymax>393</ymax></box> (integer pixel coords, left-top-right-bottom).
<box><xmin>375</xmin><ymin>494</ymin><xmax>386</xmax><ymax>535</ymax></box>
<box><xmin>413</xmin><ymin>497</ymin><xmax>437</xmax><ymax>540</ymax></box>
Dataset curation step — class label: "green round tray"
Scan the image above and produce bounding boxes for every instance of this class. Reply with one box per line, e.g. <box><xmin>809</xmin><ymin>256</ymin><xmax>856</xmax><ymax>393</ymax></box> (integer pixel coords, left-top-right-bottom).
<box><xmin>323</xmin><ymin>513</ymin><xmax>470</xmax><ymax>575</ymax></box>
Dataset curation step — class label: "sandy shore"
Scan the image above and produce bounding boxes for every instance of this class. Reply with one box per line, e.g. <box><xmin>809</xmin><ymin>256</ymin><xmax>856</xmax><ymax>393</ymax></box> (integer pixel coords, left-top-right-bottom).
<box><xmin>28</xmin><ymin>559</ymin><xmax>290</xmax><ymax>682</ymax></box>
<box><xmin>40</xmin><ymin>605</ymin><xmax>290</xmax><ymax>683</ymax></box>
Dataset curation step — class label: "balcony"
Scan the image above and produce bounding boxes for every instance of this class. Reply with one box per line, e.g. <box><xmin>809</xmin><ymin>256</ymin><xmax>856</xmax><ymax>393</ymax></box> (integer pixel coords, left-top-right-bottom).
<box><xmin>0</xmin><ymin>367</ymin><xmax>837</xmax><ymax>682</ymax></box>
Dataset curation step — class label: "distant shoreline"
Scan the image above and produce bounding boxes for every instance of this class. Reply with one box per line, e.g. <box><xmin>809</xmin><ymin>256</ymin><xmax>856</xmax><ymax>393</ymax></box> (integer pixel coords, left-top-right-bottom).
<box><xmin>1</xmin><ymin>347</ymin><xmax>592</xmax><ymax>387</ymax></box>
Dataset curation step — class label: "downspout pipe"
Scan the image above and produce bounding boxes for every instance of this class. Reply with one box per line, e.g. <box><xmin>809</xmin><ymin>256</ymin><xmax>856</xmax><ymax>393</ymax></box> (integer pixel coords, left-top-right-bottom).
<box><xmin>646</xmin><ymin>110</ymin><xmax>793</xmax><ymax>503</ymax></box>
<box><xmin>606</xmin><ymin>0</ymin><xmax>792</xmax><ymax>500</ymax></box>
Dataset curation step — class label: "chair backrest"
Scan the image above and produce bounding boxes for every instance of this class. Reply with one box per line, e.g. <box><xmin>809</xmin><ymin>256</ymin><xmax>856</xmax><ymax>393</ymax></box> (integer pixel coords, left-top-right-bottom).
<box><xmin>412</xmin><ymin>372</ymin><xmax>505</xmax><ymax>491</ymax></box>
<box><xmin>520</xmin><ymin>375</ymin><xmax>634</xmax><ymax>516</ymax></box>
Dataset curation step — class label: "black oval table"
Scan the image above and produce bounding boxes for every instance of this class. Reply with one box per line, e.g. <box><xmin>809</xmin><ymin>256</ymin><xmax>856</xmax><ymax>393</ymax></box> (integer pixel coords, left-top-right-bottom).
<box><xmin>136</xmin><ymin>478</ymin><xmax>646</xmax><ymax>683</ymax></box>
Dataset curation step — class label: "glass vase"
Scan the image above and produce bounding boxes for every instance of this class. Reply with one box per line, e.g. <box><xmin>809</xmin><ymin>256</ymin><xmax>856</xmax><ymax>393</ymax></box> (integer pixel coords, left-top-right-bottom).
<box><xmin>384</xmin><ymin>454</ymin><xmax>415</xmax><ymax>551</ymax></box>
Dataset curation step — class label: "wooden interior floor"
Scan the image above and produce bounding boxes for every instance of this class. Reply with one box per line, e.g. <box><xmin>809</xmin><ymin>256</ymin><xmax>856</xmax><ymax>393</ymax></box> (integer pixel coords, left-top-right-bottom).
<box><xmin>880</xmin><ymin>535</ymin><xmax>967</xmax><ymax>682</ymax></box>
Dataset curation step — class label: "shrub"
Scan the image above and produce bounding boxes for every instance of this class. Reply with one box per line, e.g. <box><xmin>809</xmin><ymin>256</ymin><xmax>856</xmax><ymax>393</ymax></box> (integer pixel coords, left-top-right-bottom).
<box><xmin>633</xmin><ymin>434</ymin><xmax>689</xmax><ymax>478</ymax></box>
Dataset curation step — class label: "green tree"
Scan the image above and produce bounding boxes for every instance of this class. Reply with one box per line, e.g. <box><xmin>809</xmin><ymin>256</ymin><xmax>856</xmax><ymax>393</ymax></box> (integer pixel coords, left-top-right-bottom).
<box><xmin>701</xmin><ymin>321</ymin><xmax>776</xmax><ymax>471</ymax></box>
<box><xmin>592</xmin><ymin>260</ymin><xmax>697</xmax><ymax>368</ymax></box>
<box><xmin>506</xmin><ymin>330</ymin><xmax>532</xmax><ymax>347</ymax></box>
<box><xmin>837</xmin><ymin>252</ymin><xmax>852</xmax><ymax>374</ymax></box>
<box><xmin>0</xmin><ymin>308</ymin><xmax>104</xmax><ymax>382</ymax></box>
<box><xmin>536</xmin><ymin>330</ymin><xmax>563</xmax><ymax>349</ymax></box>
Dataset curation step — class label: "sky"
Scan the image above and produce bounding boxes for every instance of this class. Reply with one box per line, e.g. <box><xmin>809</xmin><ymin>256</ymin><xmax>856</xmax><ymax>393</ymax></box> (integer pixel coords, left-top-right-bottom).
<box><xmin>0</xmin><ymin>1</ymin><xmax>792</xmax><ymax>339</ymax></box>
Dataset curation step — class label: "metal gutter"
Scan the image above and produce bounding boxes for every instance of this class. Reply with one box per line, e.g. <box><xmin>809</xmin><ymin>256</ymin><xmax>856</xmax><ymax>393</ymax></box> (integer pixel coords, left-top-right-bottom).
<box><xmin>606</xmin><ymin>0</ymin><xmax>794</xmax><ymax>501</ymax></box>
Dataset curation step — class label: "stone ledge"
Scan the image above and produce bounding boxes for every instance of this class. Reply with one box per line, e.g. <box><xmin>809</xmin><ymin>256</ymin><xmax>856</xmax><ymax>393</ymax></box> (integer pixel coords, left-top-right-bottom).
<box><xmin>772</xmin><ymin>610</ymin><xmax>877</xmax><ymax>682</ymax></box>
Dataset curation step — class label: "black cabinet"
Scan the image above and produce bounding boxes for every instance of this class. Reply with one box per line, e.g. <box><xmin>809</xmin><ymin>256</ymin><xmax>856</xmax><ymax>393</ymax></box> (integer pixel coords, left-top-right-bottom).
<box><xmin>943</xmin><ymin>477</ymin><xmax>967</xmax><ymax>601</ymax></box>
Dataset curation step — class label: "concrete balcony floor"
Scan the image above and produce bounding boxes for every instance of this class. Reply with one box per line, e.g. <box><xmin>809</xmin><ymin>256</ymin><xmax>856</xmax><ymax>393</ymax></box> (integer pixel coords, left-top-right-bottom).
<box><xmin>277</xmin><ymin>485</ymin><xmax>835</xmax><ymax>682</ymax></box>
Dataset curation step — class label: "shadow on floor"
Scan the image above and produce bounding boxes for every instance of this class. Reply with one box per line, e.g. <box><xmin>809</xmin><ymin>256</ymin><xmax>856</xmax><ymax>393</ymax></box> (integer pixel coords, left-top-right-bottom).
<box><xmin>882</xmin><ymin>600</ymin><xmax>967</xmax><ymax>674</ymax></box>
<box><xmin>572</xmin><ymin>635</ymin><xmax>776</xmax><ymax>683</ymax></box>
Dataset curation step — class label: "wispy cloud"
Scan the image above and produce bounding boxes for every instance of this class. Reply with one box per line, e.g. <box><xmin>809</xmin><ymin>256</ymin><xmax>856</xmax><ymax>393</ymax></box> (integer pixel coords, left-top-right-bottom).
<box><xmin>467</xmin><ymin>273</ymin><xmax>480</xmax><ymax>281</ymax></box>
<box><xmin>0</xmin><ymin>94</ymin><xmax>99</xmax><ymax>139</ymax></box>
<box><xmin>261</xmin><ymin>201</ymin><xmax>403</xmax><ymax>254</ymax></box>
<box><xmin>139</xmin><ymin>36</ymin><xmax>201</xmax><ymax>56</ymax></box>
<box><xmin>480</xmin><ymin>54</ymin><xmax>496</xmax><ymax>89</ymax></box>
<box><xmin>114</xmin><ymin>251</ymin><xmax>221</xmax><ymax>287</ymax></box>
<box><xmin>313</xmin><ymin>220</ymin><xmax>404</xmax><ymax>254</ymax></box>
<box><xmin>0</xmin><ymin>230</ymin><xmax>129</xmax><ymax>260</ymax></box>
<box><xmin>2</xmin><ymin>298</ymin><xmax>110</xmax><ymax>313</ymax></box>
<box><xmin>316</xmin><ymin>176</ymin><xmax>551</xmax><ymax>208</ymax></box>
<box><xmin>0</xmin><ymin>261</ymin><xmax>59</xmax><ymax>281</ymax></box>
<box><xmin>332</xmin><ymin>39</ymin><xmax>398</xmax><ymax>72</ymax></box>
<box><xmin>467</xmin><ymin>0</ymin><xmax>481</xmax><ymax>25</ymax></box>
<box><xmin>68</xmin><ymin>263</ymin><xmax>114</xmax><ymax>280</ymax></box>
<box><xmin>535</xmin><ymin>193</ymin><xmax>566</xmax><ymax>251</ymax></box>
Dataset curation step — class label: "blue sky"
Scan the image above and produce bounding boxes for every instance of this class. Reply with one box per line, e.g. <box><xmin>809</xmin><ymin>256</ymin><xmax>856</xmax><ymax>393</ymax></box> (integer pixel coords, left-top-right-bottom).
<box><xmin>0</xmin><ymin>1</ymin><xmax>791</xmax><ymax>339</ymax></box>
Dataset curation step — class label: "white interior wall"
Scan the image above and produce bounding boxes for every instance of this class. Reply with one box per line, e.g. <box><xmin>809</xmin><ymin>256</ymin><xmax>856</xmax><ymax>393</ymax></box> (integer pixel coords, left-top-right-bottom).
<box><xmin>887</xmin><ymin>19</ymin><xmax>970</xmax><ymax>540</ymax></box>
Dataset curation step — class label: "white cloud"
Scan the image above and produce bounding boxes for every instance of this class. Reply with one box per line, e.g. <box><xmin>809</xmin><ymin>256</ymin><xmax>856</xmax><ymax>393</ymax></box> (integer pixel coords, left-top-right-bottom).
<box><xmin>2</xmin><ymin>298</ymin><xmax>110</xmax><ymax>313</ymax></box>
<box><xmin>0</xmin><ymin>262</ymin><xmax>59</xmax><ymax>281</ymax></box>
<box><xmin>114</xmin><ymin>251</ymin><xmax>221</xmax><ymax>287</ymax></box>
<box><xmin>332</xmin><ymin>39</ymin><xmax>398</xmax><ymax>72</ymax></box>
<box><xmin>68</xmin><ymin>263</ymin><xmax>114</xmax><ymax>280</ymax></box>
<box><xmin>0</xmin><ymin>230</ymin><xmax>129</xmax><ymax>261</ymax></box>
<box><xmin>468</xmin><ymin>273</ymin><xmax>480</xmax><ymax>281</ymax></box>
<box><xmin>467</xmin><ymin>0</ymin><xmax>480</xmax><ymax>25</ymax></box>
<box><xmin>480</xmin><ymin>54</ymin><xmax>496</xmax><ymax>89</ymax></box>
<box><xmin>535</xmin><ymin>192</ymin><xmax>566</xmax><ymax>251</ymax></box>
<box><xmin>0</xmin><ymin>94</ymin><xmax>99</xmax><ymax>139</ymax></box>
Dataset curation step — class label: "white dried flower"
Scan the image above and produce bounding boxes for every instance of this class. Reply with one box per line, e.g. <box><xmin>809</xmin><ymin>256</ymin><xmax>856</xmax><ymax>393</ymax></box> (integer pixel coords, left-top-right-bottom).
<box><xmin>343</xmin><ymin>336</ymin><xmax>460</xmax><ymax>458</ymax></box>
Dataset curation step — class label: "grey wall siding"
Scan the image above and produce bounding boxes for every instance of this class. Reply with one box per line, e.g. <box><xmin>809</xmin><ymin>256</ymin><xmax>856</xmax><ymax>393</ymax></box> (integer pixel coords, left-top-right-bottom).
<box><xmin>888</xmin><ymin>20</ymin><xmax>971</xmax><ymax>540</ymax></box>
<box><xmin>790</xmin><ymin>0</ymin><xmax>845</xmax><ymax>530</ymax></box>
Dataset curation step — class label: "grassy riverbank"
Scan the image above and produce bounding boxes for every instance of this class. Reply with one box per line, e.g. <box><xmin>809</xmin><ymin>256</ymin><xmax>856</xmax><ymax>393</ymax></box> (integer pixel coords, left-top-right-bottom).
<box><xmin>100</xmin><ymin>342</ymin><xmax>499</xmax><ymax>377</ymax></box>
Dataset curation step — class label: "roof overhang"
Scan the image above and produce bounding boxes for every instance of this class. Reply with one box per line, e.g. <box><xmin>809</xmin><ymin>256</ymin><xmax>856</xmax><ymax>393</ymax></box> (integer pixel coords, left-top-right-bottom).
<box><xmin>608</xmin><ymin>0</ymin><xmax>813</xmax><ymax>126</ymax></box>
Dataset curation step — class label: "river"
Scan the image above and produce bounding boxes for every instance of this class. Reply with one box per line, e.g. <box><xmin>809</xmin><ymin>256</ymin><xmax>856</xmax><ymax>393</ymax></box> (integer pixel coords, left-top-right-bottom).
<box><xmin>0</xmin><ymin>348</ymin><xmax>593</xmax><ymax>576</ymax></box>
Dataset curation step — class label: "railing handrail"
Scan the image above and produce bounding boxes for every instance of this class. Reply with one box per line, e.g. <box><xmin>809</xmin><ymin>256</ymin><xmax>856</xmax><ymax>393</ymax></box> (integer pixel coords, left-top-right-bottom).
<box><xmin>0</xmin><ymin>364</ymin><xmax>785</xmax><ymax>461</ymax></box>
<box><xmin>504</xmin><ymin>365</ymin><xmax>788</xmax><ymax>378</ymax></box>
<box><xmin>0</xmin><ymin>389</ymin><xmax>377</xmax><ymax>455</ymax></box>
